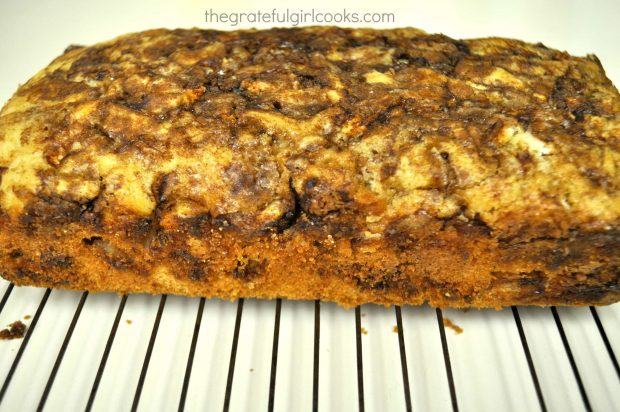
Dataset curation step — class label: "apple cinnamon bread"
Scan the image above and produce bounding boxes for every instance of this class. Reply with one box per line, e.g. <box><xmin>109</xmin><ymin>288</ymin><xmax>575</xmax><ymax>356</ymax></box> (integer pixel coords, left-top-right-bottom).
<box><xmin>0</xmin><ymin>27</ymin><xmax>619</xmax><ymax>308</ymax></box>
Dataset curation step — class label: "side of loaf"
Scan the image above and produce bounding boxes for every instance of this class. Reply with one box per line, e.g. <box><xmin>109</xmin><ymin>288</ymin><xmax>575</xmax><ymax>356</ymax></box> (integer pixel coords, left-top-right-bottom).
<box><xmin>0</xmin><ymin>27</ymin><xmax>619</xmax><ymax>308</ymax></box>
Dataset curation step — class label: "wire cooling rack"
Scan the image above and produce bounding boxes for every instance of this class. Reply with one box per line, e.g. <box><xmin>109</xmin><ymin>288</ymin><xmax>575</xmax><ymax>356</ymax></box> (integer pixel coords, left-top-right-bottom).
<box><xmin>0</xmin><ymin>279</ymin><xmax>618</xmax><ymax>412</ymax></box>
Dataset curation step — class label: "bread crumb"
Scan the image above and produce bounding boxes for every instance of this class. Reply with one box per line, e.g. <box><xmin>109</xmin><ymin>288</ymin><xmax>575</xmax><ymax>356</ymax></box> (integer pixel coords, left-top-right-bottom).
<box><xmin>393</xmin><ymin>325</ymin><xmax>399</xmax><ymax>333</ymax></box>
<box><xmin>126</xmin><ymin>319</ymin><xmax>133</xmax><ymax>325</ymax></box>
<box><xmin>23</xmin><ymin>315</ymin><xmax>31</xmax><ymax>320</ymax></box>
<box><xmin>361</xmin><ymin>327</ymin><xmax>368</xmax><ymax>335</ymax></box>
<box><xmin>0</xmin><ymin>321</ymin><xmax>27</xmax><ymax>340</ymax></box>
<box><xmin>443</xmin><ymin>318</ymin><xmax>463</xmax><ymax>334</ymax></box>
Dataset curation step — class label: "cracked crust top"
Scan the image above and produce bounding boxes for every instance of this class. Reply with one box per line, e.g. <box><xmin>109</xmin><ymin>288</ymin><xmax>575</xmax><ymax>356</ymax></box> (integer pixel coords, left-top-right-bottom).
<box><xmin>1</xmin><ymin>26</ymin><xmax>619</xmax><ymax>242</ymax></box>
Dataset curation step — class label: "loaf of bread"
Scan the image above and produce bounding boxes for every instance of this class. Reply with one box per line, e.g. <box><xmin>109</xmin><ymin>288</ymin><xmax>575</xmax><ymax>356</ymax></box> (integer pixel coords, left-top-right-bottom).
<box><xmin>1</xmin><ymin>27</ymin><xmax>619</xmax><ymax>308</ymax></box>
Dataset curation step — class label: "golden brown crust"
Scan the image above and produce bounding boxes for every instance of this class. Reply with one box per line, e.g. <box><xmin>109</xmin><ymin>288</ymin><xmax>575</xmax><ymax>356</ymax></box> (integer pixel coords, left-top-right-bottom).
<box><xmin>0</xmin><ymin>26</ymin><xmax>619</xmax><ymax>307</ymax></box>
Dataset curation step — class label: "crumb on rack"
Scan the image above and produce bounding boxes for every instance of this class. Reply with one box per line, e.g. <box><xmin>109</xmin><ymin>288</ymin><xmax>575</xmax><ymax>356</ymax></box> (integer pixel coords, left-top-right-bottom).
<box><xmin>126</xmin><ymin>319</ymin><xmax>132</xmax><ymax>325</ymax></box>
<box><xmin>0</xmin><ymin>321</ymin><xmax>27</xmax><ymax>340</ymax></box>
<box><xmin>393</xmin><ymin>325</ymin><xmax>399</xmax><ymax>333</ymax></box>
<box><xmin>443</xmin><ymin>317</ymin><xmax>463</xmax><ymax>334</ymax></box>
<box><xmin>361</xmin><ymin>327</ymin><xmax>368</xmax><ymax>335</ymax></box>
<box><xmin>23</xmin><ymin>315</ymin><xmax>31</xmax><ymax>320</ymax></box>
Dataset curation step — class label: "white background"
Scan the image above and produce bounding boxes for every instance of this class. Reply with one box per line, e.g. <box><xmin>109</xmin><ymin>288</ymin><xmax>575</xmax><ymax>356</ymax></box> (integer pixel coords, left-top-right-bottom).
<box><xmin>1</xmin><ymin>0</ymin><xmax>620</xmax><ymax>105</ymax></box>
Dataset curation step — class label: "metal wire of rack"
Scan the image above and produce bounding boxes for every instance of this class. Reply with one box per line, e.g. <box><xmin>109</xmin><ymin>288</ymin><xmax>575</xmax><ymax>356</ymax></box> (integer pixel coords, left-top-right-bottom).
<box><xmin>0</xmin><ymin>279</ymin><xmax>618</xmax><ymax>412</ymax></box>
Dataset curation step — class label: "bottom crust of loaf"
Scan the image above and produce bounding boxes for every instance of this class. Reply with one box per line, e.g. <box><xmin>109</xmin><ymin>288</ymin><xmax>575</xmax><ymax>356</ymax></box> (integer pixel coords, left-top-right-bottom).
<box><xmin>4</xmin><ymin>268</ymin><xmax>620</xmax><ymax>309</ymax></box>
<box><xmin>1</xmin><ymin>211</ymin><xmax>619</xmax><ymax>308</ymax></box>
